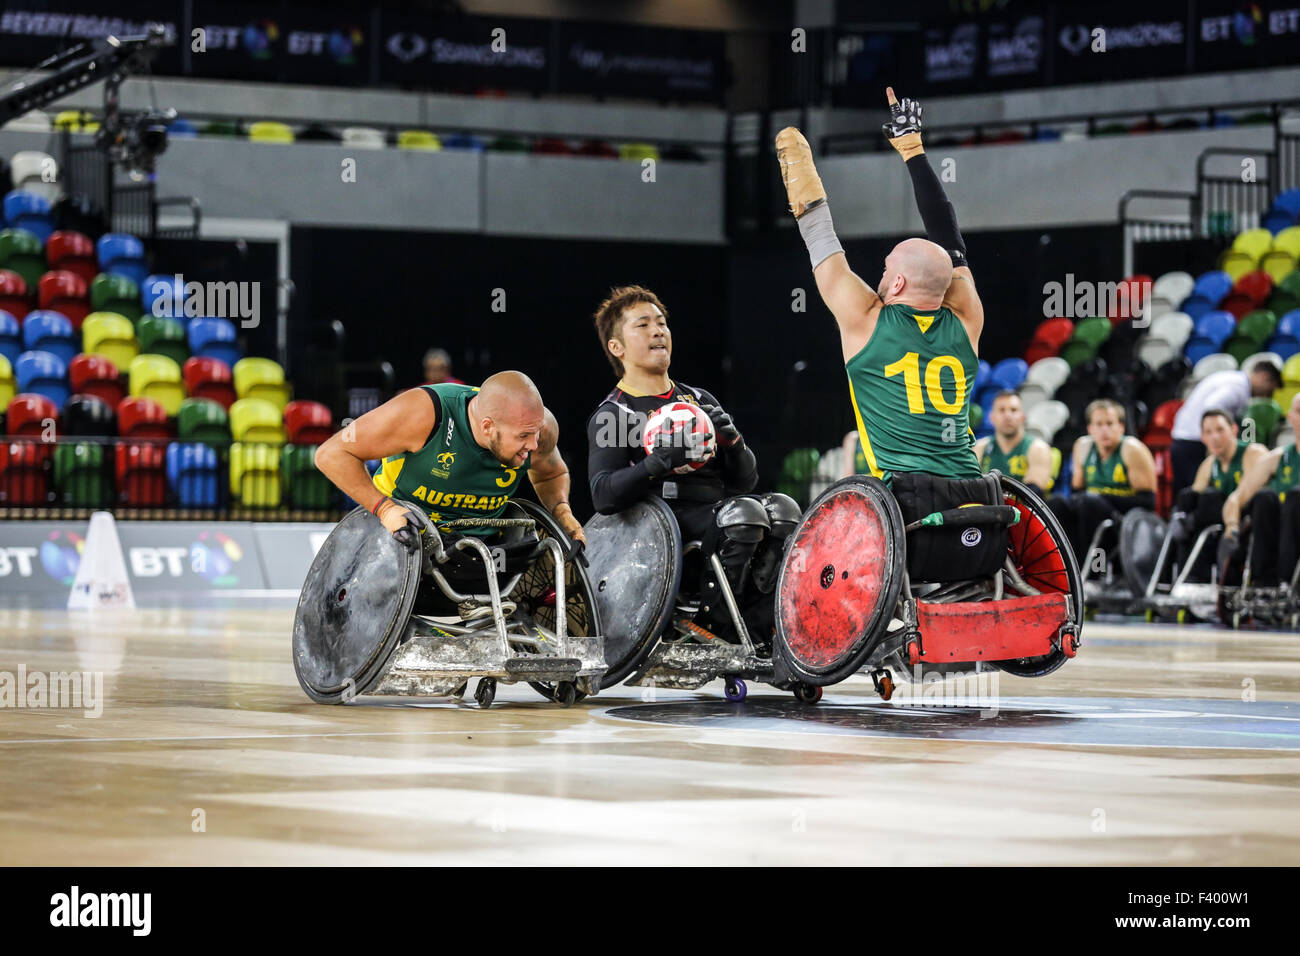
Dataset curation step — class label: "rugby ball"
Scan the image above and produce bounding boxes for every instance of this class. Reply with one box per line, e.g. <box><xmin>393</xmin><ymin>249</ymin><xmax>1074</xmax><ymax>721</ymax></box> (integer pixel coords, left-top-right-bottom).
<box><xmin>642</xmin><ymin>402</ymin><xmax>716</xmax><ymax>474</ymax></box>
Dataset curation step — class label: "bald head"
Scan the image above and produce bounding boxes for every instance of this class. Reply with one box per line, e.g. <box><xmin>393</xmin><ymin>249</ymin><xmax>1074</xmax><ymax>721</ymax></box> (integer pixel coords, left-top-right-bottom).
<box><xmin>878</xmin><ymin>237</ymin><xmax>953</xmax><ymax>305</ymax></box>
<box><xmin>472</xmin><ymin>371</ymin><xmax>546</xmax><ymax>467</ymax></box>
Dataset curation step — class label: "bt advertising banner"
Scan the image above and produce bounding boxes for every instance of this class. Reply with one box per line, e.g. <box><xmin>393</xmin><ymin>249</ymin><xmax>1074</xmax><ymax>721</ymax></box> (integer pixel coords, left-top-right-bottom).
<box><xmin>1194</xmin><ymin>0</ymin><xmax>1300</xmax><ymax>72</ymax></box>
<box><xmin>189</xmin><ymin>1</ymin><xmax>368</xmax><ymax>86</ymax></box>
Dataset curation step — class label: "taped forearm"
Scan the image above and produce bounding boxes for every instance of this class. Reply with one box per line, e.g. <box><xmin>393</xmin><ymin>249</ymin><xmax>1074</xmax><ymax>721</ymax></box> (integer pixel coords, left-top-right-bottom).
<box><xmin>797</xmin><ymin>203</ymin><xmax>844</xmax><ymax>271</ymax></box>
<box><xmin>905</xmin><ymin>155</ymin><xmax>967</xmax><ymax>267</ymax></box>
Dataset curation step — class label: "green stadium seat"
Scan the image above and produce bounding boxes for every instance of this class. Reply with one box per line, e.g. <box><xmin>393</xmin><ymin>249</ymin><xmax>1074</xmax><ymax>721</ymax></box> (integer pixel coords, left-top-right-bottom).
<box><xmin>53</xmin><ymin>442</ymin><xmax>111</xmax><ymax>507</ymax></box>
<box><xmin>1241</xmin><ymin>398</ymin><xmax>1283</xmax><ymax>446</ymax></box>
<box><xmin>281</xmin><ymin>443</ymin><xmax>333</xmax><ymax>508</ymax></box>
<box><xmin>0</xmin><ymin>228</ymin><xmax>46</xmax><ymax>288</ymax></box>
<box><xmin>1071</xmin><ymin>316</ymin><xmax>1111</xmax><ymax>348</ymax></box>
<box><xmin>177</xmin><ymin>397</ymin><xmax>230</xmax><ymax>447</ymax></box>
<box><xmin>137</xmin><ymin>315</ymin><xmax>188</xmax><ymax>366</ymax></box>
<box><xmin>90</xmin><ymin>273</ymin><xmax>143</xmax><ymax>322</ymax></box>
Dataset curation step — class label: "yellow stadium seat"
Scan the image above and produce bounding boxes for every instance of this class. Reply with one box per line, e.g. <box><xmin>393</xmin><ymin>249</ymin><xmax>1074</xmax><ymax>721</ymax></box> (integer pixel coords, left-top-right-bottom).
<box><xmin>229</xmin><ymin>398</ymin><xmax>286</xmax><ymax>444</ymax></box>
<box><xmin>248</xmin><ymin>121</ymin><xmax>294</xmax><ymax>144</ymax></box>
<box><xmin>619</xmin><ymin>143</ymin><xmax>661</xmax><ymax>162</ymax></box>
<box><xmin>230</xmin><ymin>441</ymin><xmax>281</xmax><ymax>507</ymax></box>
<box><xmin>1275</xmin><ymin>386</ymin><xmax>1300</xmax><ymax>412</ymax></box>
<box><xmin>82</xmin><ymin>311</ymin><xmax>139</xmax><ymax>370</ymax></box>
<box><xmin>0</xmin><ymin>353</ymin><xmax>14</xmax><ymax>410</ymax></box>
<box><xmin>1048</xmin><ymin>446</ymin><xmax>1062</xmax><ymax>492</ymax></box>
<box><xmin>1284</xmin><ymin>354</ymin><xmax>1300</xmax><ymax>386</ymax></box>
<box><xmin>54</xmin><ymin>110</ymin><xmax>100</xmax><ymax>133</ymax></box>
<box><xmin>1217</xmin><ymin>249</ymin><xmax>1256</xmax><ymax>282</ymax></box>
<box><xmin>1260</xmin><ymin>250</ymin><xmax>1296</xmax><ymax>284</ymax></box>
<box><xmin>128</xmin><ymin>354</ymin><xmax>185</xmax><ymax>416</ymax></box>
<box><xmin>1274</xmin><ymin>226</ymin><xmax>1300</xmax><ymax>261</ymax></box>
<box><xmin>1231</xmin><ymin>228</ymin><xmax>1273</xmax><ymax>263</ymax></box>
<box><xmin>398</xmin><ymin>130</ymin><xmax>441</xmax><ymax>151</ymax></box>
<box><xmin>232</xmin><ymin>356</ymin><xmax>291</xmax><ymax>412</ymax></box>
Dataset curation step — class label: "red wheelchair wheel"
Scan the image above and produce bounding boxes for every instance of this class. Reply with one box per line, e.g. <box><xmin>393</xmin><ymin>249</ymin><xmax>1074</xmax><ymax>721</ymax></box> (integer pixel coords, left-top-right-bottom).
<box><xmin>774</xmin><ymin>476</ymin><xmax>906</xmax><ymax>686</ymax></box>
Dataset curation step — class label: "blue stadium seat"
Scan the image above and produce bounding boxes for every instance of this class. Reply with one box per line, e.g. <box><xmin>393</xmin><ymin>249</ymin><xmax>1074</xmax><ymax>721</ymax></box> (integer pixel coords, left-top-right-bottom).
<box><xmin>2</xmin><ymin>190</ymin><xmax>53</xmax><ymax>243</ymax></box>
<box><xmin>95</xmin><ymin>232</ymin><xmax>148</xmax><ymax>286</ymax></box>
<box><xmin>990</xmin><ymin>357</ymin><xmax>1029</xmax><ymax>390</ymax></box>
<box><xmin>1274</xmin><ymin>189</ymin><xmax>1300</xmax><ymax>220</ymax></box>
<box><xmin>14</xmin><ymin>349</ymin><xmax>69</xmax><ymax>406</ymax></box>
<box><xmin>1264</xmin><ymin>210</ymin><xmax>1296</xmax><ymax>234</ymax></box>
<box><xmin>168</xmin><ymin>118</ymin><xmax>199</xmax><ymax>138</ymax></box>
<box><xmin>166</xmin><ymin>441</ymin><xmax>220</xmax><ymax>507</ymax></box>
<box><xmin>1179</xmin><ymin>295</ymin><xmax>1215</xmax><ymax>322</ymax></box>
<box><xmin>1183</xmin><ymin>337</ymin><xmax>1221</xmax><ymax>366</ymax></box>
<box><xmin>1278</xmin><ymin>309</ymin><xmax>1300</xmax><ymax>339</ymax></box>
<box><xmin>21</xmin><ymin>310</ymin><xmax>77</xmax><ymax>365</ymax></box>
<box><xmin>1193</xmin><ymin>310</ymin><xmax>1237</xmax><ymax>347</ymax></box>
<box><xmin>1191</xmin><ymin>270</ymin><xmax>1233</xmax><ymax>306</ymax></box>
<box><xmin>0</xmin><ymin>309</ymin><xmax>20</xmax><ymax>364</ymax></box>
<box><xmin>188</xmin><ymin>316</ymin><xmax>242</xmax><ymax>369</ymax></box>
<box><xmin>1267</xmin><ymin>334</ymin><xmax>1300</xmax><ymax>360</ymax></box>
<box><xmin>973</xmin><ymin>359</ymin><xmax>991</xmax><ymax>392</ymax></box>
<box><xmin>141</xmin><ymin>273</ymin><xmax>186</xmax><ymax>318</ymax></box>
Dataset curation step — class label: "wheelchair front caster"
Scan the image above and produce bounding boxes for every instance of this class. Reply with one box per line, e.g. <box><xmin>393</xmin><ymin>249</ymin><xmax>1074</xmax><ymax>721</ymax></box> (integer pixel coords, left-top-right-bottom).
<box><xmin>1177</xmin><ymin>608</ymin><xmax>1189</xmax><ymax>624</ymax></box>
<box><xmin>870</xmin><ymin>669</ymin><xmax>894</xmax><ymax>701</ymax></box>
<box><xmin>793</xmin><ymin>683</ymin><xmax>822</xmax><ymax>705</ymax></box>
<box><xmin>724</xmin><ymin>677</ymin><xmax>747</xmax><ymax>702</ymax></box>
<box><xmin>1144</xmin><ymin>609</ymin><xmax>1155</xmax><ymax>622</ymax></box>
<box><xmin>474</xmin><ymin>678</ymin><xmax>496</xmax><ymax>709</ymax></box>
<box><xmin>555</xmin><ymin>681</ymin><xmax>578</xmax><ymax>707</ymax></box>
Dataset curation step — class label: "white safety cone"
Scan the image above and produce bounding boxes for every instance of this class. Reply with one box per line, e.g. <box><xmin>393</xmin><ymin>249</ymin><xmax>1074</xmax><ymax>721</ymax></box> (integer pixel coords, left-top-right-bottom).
<box><xmin>67</xmin><ymin>511</ymin><xmax>136</xmax><ymax>611</ymax></box>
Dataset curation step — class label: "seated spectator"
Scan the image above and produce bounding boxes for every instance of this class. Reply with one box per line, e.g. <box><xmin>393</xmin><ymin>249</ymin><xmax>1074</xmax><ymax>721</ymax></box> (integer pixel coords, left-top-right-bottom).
<box><xmin>1170</xmin><ymin>361</ymin><xmax>1282</xmax><ymax>495</ymax></box>
<box><xmin>422</xmin><ymin>347</ymin><xmax>463</xmax><ymax>386</ymax></box>
<box><xmin>973</xmin><ymin>389</ymin><xmax>1055</xmax><ymax>496</ymax></box>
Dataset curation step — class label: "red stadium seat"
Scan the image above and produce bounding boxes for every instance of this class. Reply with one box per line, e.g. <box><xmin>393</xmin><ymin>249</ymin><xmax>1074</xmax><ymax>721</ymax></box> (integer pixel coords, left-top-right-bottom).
<box><xmin>1218</xmin><ymin>293</ymin><xmax>1254</xmax><ymax>320</ymax></box>
<box><xmin>1232</xmin><ymin>270</ymin><xmax>1273</xmax><ymax>308</ymax></box>
<box><xmin>283</xmin><ymin>399</ymin><xmax>334</xmax><ymax>445</ymax></box>
<box><xmin>69</xmin><ymin>353</ymin><xmax>125</xmax><ymax>407</ymax></box>
<box><xmin>116</xmin><ymin>396</ymin><xmax>174</xmax><ymax>439</ymax></box>
<box><xmin>115</xmin><ymin>442</ymin><xmax>167</xmax><ymax>506</ymax></box>
<box><xmin>6</xmin><ymin>393</ymin><xmax>59</xmax><ymax>437</ymax></box>
<box><xmin>1144</xmin><ymin>399</ymin><xmax>1183</xmax><ymax>446</ymax></box>
<box><xmin>1110</xmin><ymin>274</ymin><xmax>1152</xmax><ymax>323</ymax></box>
<box><xmin>1033</xmin><ymin>317</ymin><xmax>1074</xmax><ymax>350</ymax></box>
<box><xmin>531</xmin><ymin>137</ymin><xmax>573</xmax><ymax>155</ymax></box>
<box><xmin>46</xmin><ymin>230</ymin><xmax>98</xmax><ymax>285</ymax></box>
<box><xmin>1024</xmin><ymin>341</ymin><xmax>1059</xmax><ymax>365</ymax></box>
<box><xmin>575</xmin><ymin>140</ymin><xmax>619</xmax><ymax>159</ymax></box>
<box><xmin>0</xmin><ymin>269</ymin><xmax>29</xmax><ymax>320</ymax></box>
<box><xmin>37</xmin><ymin>270</ymin><xmax>90</xmax><ymax>330</ymax></box>
<box><xmin>0</xmin><ymin>440</ymin><xmax>51</xmax><ymax>506</ymax></box>
<box><xmin>182</xmin><ymin>356</ymin><xmax>236</xmax><ymax>410</ymax></box>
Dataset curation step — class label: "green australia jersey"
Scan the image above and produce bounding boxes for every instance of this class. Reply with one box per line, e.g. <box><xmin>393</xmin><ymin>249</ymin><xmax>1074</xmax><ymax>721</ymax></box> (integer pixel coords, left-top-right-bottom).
<box><xmin>1270</xmin><ymin>444</ymin><xmax>1300</xmax><ymax>502</ymax></box>
<box><xmin>372</xmin><ymin>384</ymin><xmax>527</xmax><ymax>537</ymax></box>
<box><xmin>1083</xmin><ymin>439</ymin><xmax>1134</xmax><ymax>497</ymax></box>
<box><xmin>980</xmin><ymin>433</ymin><xmax>1033</xmax><ymax>480</ymax></box>
<box><xmin>850</xmin><ymin>434</ymin><xmax>870</xmax><ymax>475</ymax></box>
<box><xmin>1209</xmin><ymin>440</ymin><xmax>1250</xmax><ymax>497</ymax></box>
<box><xmin>845</xmin><ymin>304</ymin><xmax>980</xmax><ymax>481</ymax></box>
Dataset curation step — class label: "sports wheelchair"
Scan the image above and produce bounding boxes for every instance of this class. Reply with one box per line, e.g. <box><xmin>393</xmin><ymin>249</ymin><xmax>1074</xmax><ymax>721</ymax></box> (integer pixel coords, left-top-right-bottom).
<box><xmin>771</xmin><ymin>472</ymin><xmax>1082</xmax><ymax>699</ymax></box>
<box><xmin>292</xmin><ymin>499</ymin><xmax>605</xmax><ymax>708</ymax></box>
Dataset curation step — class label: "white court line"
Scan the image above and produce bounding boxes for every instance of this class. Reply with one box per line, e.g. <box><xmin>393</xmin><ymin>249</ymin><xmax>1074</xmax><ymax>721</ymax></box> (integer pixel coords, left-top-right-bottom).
<box><xmin>0</xmin><ymin>729</ymin><xmax>563</xmax><ymax>745</ymax></box>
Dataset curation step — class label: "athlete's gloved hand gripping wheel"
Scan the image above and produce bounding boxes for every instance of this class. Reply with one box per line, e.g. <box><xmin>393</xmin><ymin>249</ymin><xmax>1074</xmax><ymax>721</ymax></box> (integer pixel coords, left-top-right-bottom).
<box><xmin>373</xmin><ymin>496</ymin><xmax>422</xmax><ymax>553</ymax></box>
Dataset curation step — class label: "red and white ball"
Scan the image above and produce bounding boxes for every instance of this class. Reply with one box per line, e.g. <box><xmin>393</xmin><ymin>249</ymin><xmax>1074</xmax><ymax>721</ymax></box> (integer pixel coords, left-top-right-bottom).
<box><xmin>642</xmin><ymin>402</ymin><xmax>716</xmax><ymax>474</ymax></box>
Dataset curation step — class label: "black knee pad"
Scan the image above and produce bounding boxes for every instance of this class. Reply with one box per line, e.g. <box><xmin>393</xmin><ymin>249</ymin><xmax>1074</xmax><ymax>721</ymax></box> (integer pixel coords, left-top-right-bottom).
<box><xmin>709</xmin><ymin>495</ymin><xmax>771</xmax><ymax>547</ymax></box>
<box><xmin>760</xmin><ymin>492</ymin><xmax>800</xmax><ymax>539</ymax></box>
<box><xmin>750</xmin><ymin>493</ymin><xmax>801</xmax><ymax>594</ymax></box>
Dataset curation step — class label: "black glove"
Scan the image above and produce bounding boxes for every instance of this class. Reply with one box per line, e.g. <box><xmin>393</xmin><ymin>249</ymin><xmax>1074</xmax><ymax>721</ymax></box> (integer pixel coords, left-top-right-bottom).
<box><xmin>700</xmin><ymin>403</ymin><xmax>741</xmax><ymax>447</ymax></box>
<box><xmin>644</xmin><ymin>440</ymin><xmax>690</xmax><ymax>478</ymax></box>
<box><xmin>391</xmin><ymin>514</ymin><xmax>423</xmax><ymax>554</ymax></box>
<box><xmin>881</xmin><ymin>94</ymin><xmax>923</xmax><ymax>140</ymax></box>
<box><xmin>566</xmin><ymin>539</ymin><xmax>589</xmax><ymax>569</ymax></box>
<box><xmin>1216</xmin><ymin>529</ymin><xmax>1241</xmax><ymax>570</ymax></box>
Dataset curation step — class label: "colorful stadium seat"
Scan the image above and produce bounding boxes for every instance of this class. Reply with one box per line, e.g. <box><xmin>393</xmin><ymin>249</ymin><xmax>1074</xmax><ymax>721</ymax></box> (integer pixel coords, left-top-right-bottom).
<box><xmin>37</xmin><ymin>270</ymin><xmax>90</xmax><ymax>330</ymax></box>
<box><xmin>229</xmin><ymin>398</ymin><xmax>285</xmax><ymax>444</ymax></box>
<box><xmin>342</xmin><ymin>127</ymin><xmax>385</xmax><ymax>149</ymax></box>
<box><xmin>397</xmin><ymin>130</ymin><xmax>441</xmax><ymax>151</ymax></box>
<box><xmin>0</xmin><ymin>271</ymin><xmax>29</xmax><ymax>321</ymax></box>
<box><xmin>281</xmin><ymin>443</ymin><xmax>333</xmax><ymax>508</ymax></box>
<box><xmin>1285</xmin><ymin>354</ymin><xmax>1300</xmax><ymax>386</ymax></box>
<box><xmin>177</xmin><ymin>398</ymin><xmax>230</xmax><ymax>447</ymax></box>
<box><xmin>14</xmin><ymin>350</ymin><xmax>68</xmax><ymax>406</ymax></box>
<box><xmin>1217</xmin><ymin>250</ymin><xmax>1255</xmax><ymax>282</ymax></box>
<box><xmin>9</xmin><ymin>150</ymin><xmax>58</xmax><ymax>202</ymax></box>
<box><xmin>0</xmin><ymin>440</ymin><xmax>50</xmax><ymax>505</ymax></box>
<box><xmin>136</xmin><ymin>315</ymin><xmax>188</xmax><ymax>367</ymax></box>
<box><xmin>45</xmin><ymin>231</ymin><xmax>97</xmax><ymax>285</ymax></box>
<box><xmin>1190</xmin><ymin>270</ymin><xmax>1233</xmax><ymax>306</ymax></box>
<box><xmin>68</xmin><ymin>354</ymin><xmax>124</xmax><ymax>408</ymax></box>
<box><xmin>0</xmin><ymin>310</ymin><xmax>19</xmax><ymax>365</ymax></box>
<box><xmin>230</xmin><ymin>442</ymin><xmax>281</xmax><ymax>507</ymax></box>
<box><xmin>90</xmin><ymin>273</ymin><xmax>143</xmax><ymax>322</ymax></box>
<box><xmin>54</xmin><ymin>442</ymin><xmax>110</xmax><ymax>507</ymax></box>
<box><xmin>116</xmin><ymin>396</ymin><xmax>173</xmax><ymax>439</ymax></box>
<box><xmin>1058</xmin><ymin>339</ymin><xmax>1097</xmax><ymax>369</ymax></box>
<box><xmin>232</xmin><ymin>357</ymin><xmax>290</xmax><ymax>412</ymax></box>
<box><xmin>1260</xmin><ymin>250</ymin><xmax>1296</xmax><ymax>284</ymax></box>
<box><xmin>6</xmin><ymin>393</ymin><xmax>58</xmax><ymax>436</ymax></box>
<box><xmin>576</xmin><ymin>139</ymin><xmax>619</xmax><ymax>159</ymax></box>
<box><xmin>21</xmin><ymin>311</ymin><xmax>77</xmax><ymax>365</ymax></box>
<box><xmin>127</xmin><ymin>354</ymin><xmax>184</xmax><ymax>416</ymax></box>
<box><xmin>1024</xmin><ymin>356</ymin><xmax>1070</xmax><ymax>394</ymax></box>
<box><xmin>0</xmin><ymin>228</ymin><xmax>45</xmax><ymax>288</ymax></box>
<box><xmin>115</xmin><ymin>442</ymin><xmax>167</xmax><ymax>506</ymax></box>
<box><xmin>1192</xmin><ymin>310</ymin><xmax>1236</xmax><ymax>347</ymax></box>
<box><xmin>95</xmin><ymin>233</ymin><xmax>147</xmax><ymax>286</ymax></box>
<box><xmin>989</xmin><ymin>357</ymin><xmax>1029</xmax><ymax>391</ymax></box>
<box><xmin>182</xmin><ymin>356</ymin><xmax>236</xmax><ymax>409</ymax></box>
<box><xmin>1231</xmin><ymin>228</ymin><xmax>1273</xmax><ymax>263</ymax></box>
<box><xmin>283</xmin><ymin>399</ymin><xmax>333</xmax><ymax>445</ymax></box>
<box><xmin>141</xmin><ymin>273</ymin><xmax>185</xmax><ymax>318</ymax></box>
<box><xmin>1242</xmin><ymin>398</ymin><xmax>1283</xmax><ymax>445</ymax></box>
<box><xmin>1031</xmin><ymin>317</ymin><xmax>1076</xmax><ymax>350</ymax></box>
<box><xmin>0</xmin><ymin>354</ymin><xmax>12</xmax><ymax>410</ymax></box>
<box><xmin>166</xmin><ymin>442</ymin><xmax>219</xmax><ymax>508</ymax></box>
<box><xmin>62</xmin><ymin>394</ymin><xmax>115</xmax><ymax>437</ymax></box>
<box><xmin>1275</xmin><ymin>227</ymin><xmax>1300</xmax><ymax>261</ymax></box>
<box><xmin>619</xmin><ymin>143</ymin><xmax>660</xmax><ymax>162</ymax></box>
<box><xmin>188</xmin><ymin>317</ymin><xmax>241</xmax><ymax>369</ymax></box>
<box><xmin>1233</xmin><ymin>270</ymin><xmax>1274</xmax><ymax>308</ymax></box>
<box><xmin>82</xmin><ymin>312</ymin><xmax>139</xmax><ymax>369</ymax></box>
<box><xmin>3</xmin><ymin>190</ymin><xmax>53</xmax><ymax>243</ymax></box>
<box><xmin>248</xmin><ymin>121</ymin><xmax>294</xmax><ymax>144</ymax></box>
<box><xmin>1151</xmin><ymin>271</ymin><xmax>1195</xmax><ymax>308</ymax></box>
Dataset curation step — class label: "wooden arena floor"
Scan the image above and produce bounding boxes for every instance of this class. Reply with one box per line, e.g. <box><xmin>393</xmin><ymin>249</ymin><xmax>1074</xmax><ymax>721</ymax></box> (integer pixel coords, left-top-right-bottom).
<box><xmin>1</xmin><ymin>606</ymin><xmax>1298</xmax><ymax>866</ymax></box>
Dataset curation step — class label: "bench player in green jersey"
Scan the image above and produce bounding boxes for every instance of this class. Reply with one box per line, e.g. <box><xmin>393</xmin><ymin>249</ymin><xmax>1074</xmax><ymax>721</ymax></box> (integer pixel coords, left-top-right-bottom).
<box><xmin>1172</xmin><ymin>408</ymin><xmax>1268</xmax><ymax>581</ymax></box>
<box><xmin>313</xmin><ymin>370</ymin><xmax>585</xmax><ymax>606</ymax></box>
<box><xmin>775</xmin><ymin>88</ymin><xmax>982</xmax><ymax>483</ymax></box>
<box><xmin>1049</xmin><ymin>399</ymin><xmax>1158</xmax><ymax>566</ymax></box>
<box><xmin>1220</xmin><ymin>393</ymin><xmax>1300</xmax><ymax>588</ymax></box>
<box><xmin>973</xmin><ymin>390</ymin><xmax>1056</xmax><ymax>496</ymax></box>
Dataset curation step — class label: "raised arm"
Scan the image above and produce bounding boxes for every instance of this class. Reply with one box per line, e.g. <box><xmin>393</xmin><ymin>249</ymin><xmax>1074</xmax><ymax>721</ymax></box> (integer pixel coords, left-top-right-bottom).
<box><xmin>883</xmin><ymin>88</ymin><xmax>983</xmax><ymax>348</ymax></box>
